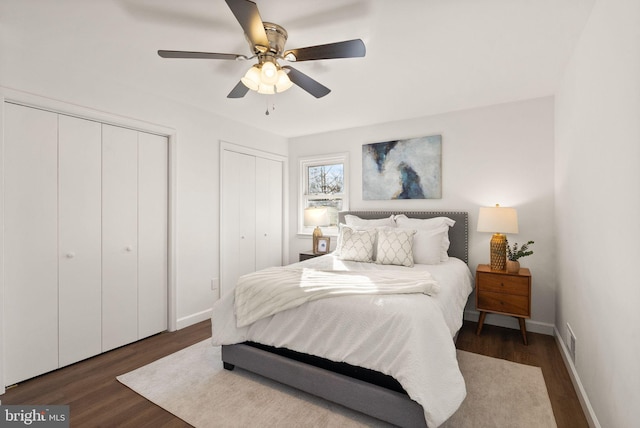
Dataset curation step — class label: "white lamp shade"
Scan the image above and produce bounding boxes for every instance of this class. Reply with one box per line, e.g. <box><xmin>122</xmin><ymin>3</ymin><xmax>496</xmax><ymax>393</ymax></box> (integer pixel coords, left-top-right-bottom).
<box><xmin>304</xmin><ymin>207</ymin><xmax>331</xmax><ymax>227</ymax></box>
<box><xmin>275</xmin><ymin>69</ymin><xmax>293</xmax><ymax>92</ymax></box>
<box><xmin>240</xmin><ymin>66</ymin><xmax>261</xmax><ymax>91</ymax></box>
<box><xmin>477</xmin><ymin>205</ymin><xmax>519</xmax><ymax>234</ymax></box>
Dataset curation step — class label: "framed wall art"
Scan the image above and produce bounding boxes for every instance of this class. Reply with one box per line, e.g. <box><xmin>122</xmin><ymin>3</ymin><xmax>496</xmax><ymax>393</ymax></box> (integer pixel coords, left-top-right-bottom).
<box><xmin>362</xmin><ymin>135</ymin><xmax>442</xmax><ymax>200</ymax></box>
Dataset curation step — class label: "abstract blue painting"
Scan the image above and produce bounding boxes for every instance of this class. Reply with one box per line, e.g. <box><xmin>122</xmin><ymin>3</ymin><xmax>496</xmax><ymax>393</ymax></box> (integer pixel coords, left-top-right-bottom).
<box><xmin>362</xmin><ymin>135</ymin><xmax>442</xmax><ymax>200</ymax></box>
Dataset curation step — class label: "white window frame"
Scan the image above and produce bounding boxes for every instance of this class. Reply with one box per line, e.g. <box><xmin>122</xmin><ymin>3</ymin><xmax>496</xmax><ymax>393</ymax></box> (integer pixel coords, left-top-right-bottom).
<box><xmin>298</xmin><ymin>152</ymin><xmax>349</xmax><ymax>236</ymax></box>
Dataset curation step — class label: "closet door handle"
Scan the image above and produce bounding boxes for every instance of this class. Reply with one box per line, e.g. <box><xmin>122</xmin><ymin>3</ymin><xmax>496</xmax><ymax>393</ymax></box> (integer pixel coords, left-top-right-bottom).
<box><xmin>66</xmin><ymin>252</ymin><xmax>76</xmax><ymax>259</ymax></box>
<box><xmin>125</xmin><ymin>246</ymin><xmax>133</xmax><ymax>252</ymax></box>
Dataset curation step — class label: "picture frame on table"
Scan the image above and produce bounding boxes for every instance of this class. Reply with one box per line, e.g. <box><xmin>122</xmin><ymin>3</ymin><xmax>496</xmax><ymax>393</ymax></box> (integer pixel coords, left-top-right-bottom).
<box><xmin>315</xmin><ymin>236</ymin><xmax>330</xmax><ymax>254</ymax></box>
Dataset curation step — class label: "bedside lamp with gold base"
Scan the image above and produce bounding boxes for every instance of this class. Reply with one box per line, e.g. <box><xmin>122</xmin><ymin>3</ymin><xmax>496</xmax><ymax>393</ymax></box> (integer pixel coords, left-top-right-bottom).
<box><xmin>304</xmin><ymin>207</ymin><xmax>331</xmax><ymax>254</ymax></box>
<box><xmin>477</xmin><ymin>204</ymin><xmax>518</xmax><ymax>271</ymax></box>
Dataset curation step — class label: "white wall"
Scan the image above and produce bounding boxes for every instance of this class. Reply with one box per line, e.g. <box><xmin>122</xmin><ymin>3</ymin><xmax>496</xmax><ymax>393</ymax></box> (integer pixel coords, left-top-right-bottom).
<box><xmin>288</xmin><ymin>98</ymin><xmax>556</xmax><ymax>331</ymax></box>
<box><xmin>0</xmin><ymin>53</ymin><xmax>288</xmax><ymax>330</ymax></box>
<box><xmin>555</xmin><ymin>0</ymin><xmax>640</xmax><ymax>426</ymax></box>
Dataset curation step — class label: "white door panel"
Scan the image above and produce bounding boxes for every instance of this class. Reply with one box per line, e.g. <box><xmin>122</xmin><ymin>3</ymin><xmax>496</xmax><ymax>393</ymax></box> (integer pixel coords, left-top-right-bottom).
<box><xmin>101</xmin><ymin>124</ymin><xmax>138</xmax><ymax>352</ymax></box>
<box><xmin>255</xmin><ymin>157</ymin><xmax>283</xmax><ymax>270</ymax></box>
<box><xmin>138</xmin><ymin>132</ymin><xmax>168</xmax><ymax>338</ymax></box>
<box><xmin>3</xmin><ymin>103</ymin><xmax>59</xmax><ymax>384</ymax></box>
<box><xmin>238</xmin><ymin>154</ymin><xmax>256</xmax><ymax>276</ymax></box>
<box><xmin>58</xmin><ymin>114</ymin><xmax>102</xmax><ymax>366</ymax></box>
<box><xmin>221</xmin><ymin>150</ymin><xmax>255</xmax><ymax>296</ymax></box>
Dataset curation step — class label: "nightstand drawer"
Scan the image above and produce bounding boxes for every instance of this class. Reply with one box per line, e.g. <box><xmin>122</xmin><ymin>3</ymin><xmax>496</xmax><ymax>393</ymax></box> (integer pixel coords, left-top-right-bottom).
<box><xmin>477</xmin><ymin>291</ymin><xmax>529</xmax><ymax>317</ymax></box>
<box><xmin>477</xmin><ymin>273</ymin><xmax>529</xmax><ymax>296</ymax></box>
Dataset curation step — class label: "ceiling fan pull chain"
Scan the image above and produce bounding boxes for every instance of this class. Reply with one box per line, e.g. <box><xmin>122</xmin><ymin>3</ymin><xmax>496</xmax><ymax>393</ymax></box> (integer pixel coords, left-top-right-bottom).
<box><xmin>265</xmin><ymin>96</ymin><xmax>277</xmax><ymax>116</ymax></box>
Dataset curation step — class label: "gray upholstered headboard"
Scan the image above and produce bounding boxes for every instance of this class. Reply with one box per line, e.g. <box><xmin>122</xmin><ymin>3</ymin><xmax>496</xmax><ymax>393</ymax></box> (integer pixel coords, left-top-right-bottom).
<box><xmin>338</xmin><ymin>211</ymin><xmax>469</xmax><ymax>264</ymax></box>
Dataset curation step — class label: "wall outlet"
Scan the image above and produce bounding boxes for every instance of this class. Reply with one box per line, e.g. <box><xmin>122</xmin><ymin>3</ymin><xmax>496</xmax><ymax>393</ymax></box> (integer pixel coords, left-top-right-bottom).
<box><xmin>566</xmin><ymin>323</ymin><xmax>577</xmax><ymax>363</ymax></box>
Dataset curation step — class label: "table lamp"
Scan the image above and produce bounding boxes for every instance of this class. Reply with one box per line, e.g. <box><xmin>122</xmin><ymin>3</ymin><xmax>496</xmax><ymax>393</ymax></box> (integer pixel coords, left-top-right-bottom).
<box><xmin>477</xmin><ymin>204</ymin><xmax>518</xmax><ymax>271</ymax></box>
<box><xmin>304</xmin><ymin>207</ymin><xmax>331</xmax><ymax>254</ymax></box>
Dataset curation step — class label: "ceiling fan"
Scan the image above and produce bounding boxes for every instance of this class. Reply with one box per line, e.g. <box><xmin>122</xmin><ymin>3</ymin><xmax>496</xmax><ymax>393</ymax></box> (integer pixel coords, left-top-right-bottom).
<box><xmin>158</xmin><ymin>0</ymin><xmax>366</xmax><ymax>99</ymax></box>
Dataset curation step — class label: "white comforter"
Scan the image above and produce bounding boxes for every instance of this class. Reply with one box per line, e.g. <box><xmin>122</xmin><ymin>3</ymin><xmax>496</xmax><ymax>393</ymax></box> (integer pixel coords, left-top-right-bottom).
<box><xmin>235</xmin><ymin>267</ymin><xmax>440</xmax><ymax>328</ymax></box>
<box><xmin>211</xmin><ymin>255</ymin><xmax>474</xmax><ymax>427</ymax></box>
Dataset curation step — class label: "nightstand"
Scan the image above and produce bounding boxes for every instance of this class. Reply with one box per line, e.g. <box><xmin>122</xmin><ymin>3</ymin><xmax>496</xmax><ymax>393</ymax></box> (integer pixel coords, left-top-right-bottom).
<box><xmin>475</xmin><ymin>264</ymin><xmax>531</xmax><ymax>344</ymax></box>
<box><xmin>299</xmin><ymin>251</ymin><xmax>321</xmax><ymax>262</ymax></box>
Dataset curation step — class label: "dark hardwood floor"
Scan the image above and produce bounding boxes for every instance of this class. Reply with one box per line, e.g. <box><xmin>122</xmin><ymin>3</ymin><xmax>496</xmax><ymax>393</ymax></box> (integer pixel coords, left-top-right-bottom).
<box><xmin>2</xmin><ymin>319</ymin><xmax>587</xmax><ymax>427</ymax></box>
<box><xmin>1</xmin><ymin>321</ymin><xmax>211</xmax><ymax>427</ymax></box>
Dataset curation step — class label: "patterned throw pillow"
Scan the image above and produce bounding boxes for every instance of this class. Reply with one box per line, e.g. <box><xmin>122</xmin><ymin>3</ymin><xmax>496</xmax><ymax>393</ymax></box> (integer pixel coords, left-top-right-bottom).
<box><xmin>337</xmin><ymin>227</ymin><xmax>377</xmax><ymax>262</ymax></box>
<box><xmin>376</xmin><ymin>228</ymin><xmax>416</xmax><ymax>267</ymax></box>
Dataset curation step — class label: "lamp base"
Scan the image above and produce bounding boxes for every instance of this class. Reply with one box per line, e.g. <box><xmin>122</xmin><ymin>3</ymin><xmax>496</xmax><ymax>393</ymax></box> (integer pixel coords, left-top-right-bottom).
<box><xmin>489</xmin><ymin>233</ymin><xmax>507</xmax><ymax>271</ymax></box>
<box><xmin>312</xmin><ymin>226</ymin><xmax>323</xmax><ymax>254</ymax></box>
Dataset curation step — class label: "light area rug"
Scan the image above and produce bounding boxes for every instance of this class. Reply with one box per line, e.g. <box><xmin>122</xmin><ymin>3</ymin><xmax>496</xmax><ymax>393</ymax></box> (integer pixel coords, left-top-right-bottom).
<box><xmin>117</xmin><ymin>340</ymin><xmax>557</xmax><ymax>428</ymax></box>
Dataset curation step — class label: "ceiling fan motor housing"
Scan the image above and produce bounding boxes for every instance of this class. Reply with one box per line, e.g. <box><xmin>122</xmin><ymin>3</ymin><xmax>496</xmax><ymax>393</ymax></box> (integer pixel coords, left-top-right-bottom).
<box><xmin>259</xmin><ymin>22</ymin><xmax>288</xmax><ymax>57</ymax></box>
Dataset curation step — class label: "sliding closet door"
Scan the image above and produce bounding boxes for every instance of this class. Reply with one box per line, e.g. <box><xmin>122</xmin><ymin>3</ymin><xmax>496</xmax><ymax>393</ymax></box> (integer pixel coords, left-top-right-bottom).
<box><xmin>138</xmin><ymin>132</ymin><xmax>168</xmax><ymax>339</ymax></box>
<box><xmin>3</xmin><ymin>104</ymin><xmax>59</xmax><ymax>385</ymax></box>
<box><xmin>102</xmin><ymin>124</ymin><xmax>139</xmax><ymax>352</ymax></box>
<box><xmin>58</xmin><ymin>115</ymin><xmax>102</xmax><ymax>366</ymax></box>
<box><xmin>255</xmin><ymin>157</ymin><xmax>283</xmax><ymax>271</ymax></box>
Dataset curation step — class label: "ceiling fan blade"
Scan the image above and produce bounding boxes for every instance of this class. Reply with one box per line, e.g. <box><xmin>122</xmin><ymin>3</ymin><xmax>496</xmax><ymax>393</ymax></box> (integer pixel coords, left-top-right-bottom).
<box><xmin>282</xmin><ymin>66</ymin><xmax>331</xmax><ymax>98</ymax></box>
<box><xmin>283</xmin><ymin>39</ymin><xmax>365</xmax><ymax>62</ymax></box>
<box><xmin>158</xmin><ymin>50</ymin><xmax>246</xmax><ymax>60</ymax></box>
<box><xmin>225</xmin><ymin>0</ymin><xmax>269</xmax><ymax>51</ymax></box>
<box><xmin>227</xmin><ymin>81</ymin><xmax>250</xmax><ymax>98</ymax></box>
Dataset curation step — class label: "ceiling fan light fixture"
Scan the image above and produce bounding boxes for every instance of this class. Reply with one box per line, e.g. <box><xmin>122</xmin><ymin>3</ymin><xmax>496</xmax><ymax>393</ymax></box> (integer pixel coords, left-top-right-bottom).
<box><xmin>159</xmin><ymin>0</ymin><xmax>367</xmax><ymax>100</ymax></box>
<box><xmin>240</xmin><ymin>65</ymin><xmax>261</xmax><ymax>90</ymax></box>
<box><xmin>260</xmin><ymin>61</ymin><xmax>279</xmax><ymax>85</ymax></box>
<box><xmin>275</xmin><ymin>69</ymin><xmax>293</xmax><ymax>92</ymax></box>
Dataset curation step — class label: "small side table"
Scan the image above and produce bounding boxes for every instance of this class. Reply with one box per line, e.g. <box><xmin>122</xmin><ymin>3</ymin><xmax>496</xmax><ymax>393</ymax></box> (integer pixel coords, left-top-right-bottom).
<box><xmin>299</xmin><ymin>251</ymin><xmax>322</xmax><ymax>262</ymax></box>
<box><xmin>475</xmin><ymin>264</ymin><xmax>532</xmax><ymax>345</ymax></box>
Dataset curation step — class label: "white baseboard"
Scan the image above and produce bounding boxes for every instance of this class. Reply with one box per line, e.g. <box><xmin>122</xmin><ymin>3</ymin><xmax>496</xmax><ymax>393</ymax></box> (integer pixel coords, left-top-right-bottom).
<box><xmin>553</xmin><ymin>327</ymin><xmax>600</xmax><ymax>428</ymax></box>
<box><xmin>463</xmin><ymin>309</ymin><xmax>555</xmax><ymax>335</ymax></box>
<box><xmin>176</xmin><ymin>308</ymin><xmax>212</xmax><ymax>330</ymax></box>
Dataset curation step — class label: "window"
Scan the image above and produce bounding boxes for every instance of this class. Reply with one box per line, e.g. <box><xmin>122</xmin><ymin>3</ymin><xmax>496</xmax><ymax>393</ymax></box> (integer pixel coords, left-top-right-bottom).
<box><xmin>299</xmin><ymin>153</ymin><xmax>349</xmax><ymax>235</ymax></box>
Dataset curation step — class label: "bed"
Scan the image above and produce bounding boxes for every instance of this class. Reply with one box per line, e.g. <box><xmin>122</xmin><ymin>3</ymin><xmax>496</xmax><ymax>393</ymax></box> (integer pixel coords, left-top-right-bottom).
<box><xmin>211</xmin><ymin>211</ymin><xmax>473</xmax><ymax>427</ymax></box>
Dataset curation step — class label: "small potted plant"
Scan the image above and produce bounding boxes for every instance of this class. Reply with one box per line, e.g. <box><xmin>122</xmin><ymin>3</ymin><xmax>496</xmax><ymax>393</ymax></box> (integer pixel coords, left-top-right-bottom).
<box><xmin>505</xmin><ymin>239</ymin><xmax>534</xmax><ymax>273</ymax></box>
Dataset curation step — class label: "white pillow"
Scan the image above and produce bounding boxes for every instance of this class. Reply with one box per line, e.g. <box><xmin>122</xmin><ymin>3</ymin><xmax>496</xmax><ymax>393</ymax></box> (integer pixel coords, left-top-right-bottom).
<box><xmin>394</xmin><ymin>215</ymin><xmax>455</xmax><ymax>262</ymax></box>
<box><xmin>337</xmin><ymin>226</ymin><xmax>377</xmax><ymax>263</ymax></box>
<box><xmin>409</xmin><ymin>226</ymin><xmax>450</xmax><ymax>264</ymax></box>
<box><xmin>344</xmin><ymin>214</ymin><xmax>396</xmax><ymax>228</ymax></box>
<box><xmin>375</xmin><ymin>228</ymin><xmax>416</xmax><ymax>267</ymax></box>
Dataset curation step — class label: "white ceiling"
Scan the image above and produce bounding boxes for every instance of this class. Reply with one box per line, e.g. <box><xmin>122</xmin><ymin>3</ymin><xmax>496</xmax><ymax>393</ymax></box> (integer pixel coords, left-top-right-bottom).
<box><xmin>1</xmin><ymin>0</ymin><xmax>594</xmax><ymax>138</ymax></box>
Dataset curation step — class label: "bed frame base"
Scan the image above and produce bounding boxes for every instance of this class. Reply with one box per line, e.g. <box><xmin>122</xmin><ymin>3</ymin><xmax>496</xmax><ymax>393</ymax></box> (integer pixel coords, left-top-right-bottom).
<box><xmin>222</xmin><ymin>343</ymin><xmax>427</xmax><ymax>427</ymax></box>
